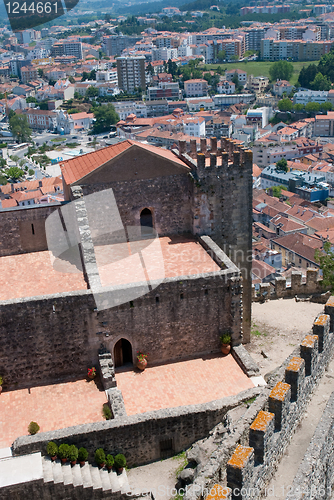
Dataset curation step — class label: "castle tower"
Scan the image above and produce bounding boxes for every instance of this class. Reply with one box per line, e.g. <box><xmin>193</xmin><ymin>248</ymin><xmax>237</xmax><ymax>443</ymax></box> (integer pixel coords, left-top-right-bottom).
<box><xmin>177</xmin><ymin>138</ymin><xmax>253</xmax><ymax>342</ymax></box>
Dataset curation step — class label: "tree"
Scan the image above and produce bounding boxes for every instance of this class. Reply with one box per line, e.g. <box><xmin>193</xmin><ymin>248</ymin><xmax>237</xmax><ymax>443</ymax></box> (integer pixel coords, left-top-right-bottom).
<box><xmin>28</xmin><ymin>169</ymin><xmax>34</xmax><ymax>176</ymax></box>
<box><xmin>146</xmin><ymin>62</ymin><xmax>154</xmax><ymax>76</ymax></box>
<box><xmin>38</xmin><ymin>68</ymin><xmax>43</xmax><ymax>78</ymax></box>
<box><xmin>271</xmin><ymin>185</ymin><xmax>286</xmax><ymax>198</ymax></box>
<box><xmin>26</xmin><ymin>96</ymin><xmax>38</xmax><ymax>103</ymax></box>
<box><xmin>305</xmin><ymin>101</ymin><xmax>320</xmax><ymax>114</ymax></box>
<box><xmin>92</xmin><ymin>103</ymin><xmax>119</xmax><ymax>134</ymax></box>
<box><xmin>293</xmin><ymin>103</ymin><xmax>304</xmax><ymax>112</ymax></box>
<box><xmin>9</xmin><ymin>113</ymin><xmax>32</xmax><ymax>143</ymax></box>
<box><xmin>278</xmin><ymin>98</ymin><xmax>292</xmax><ymax>112</ymax></box>
<box><xmin>276</xmin><ymin>158</ymin><xmax>288</xmax><ymax>172</ymax></box>
<box><xmin>269</xmin><ymin>61</ymin><xmax>294</xmax><ymax>82</ymax></box>
<box><xmin>298</xmin><ymin>64</ymin><xmax>318</xmax><ymax>88</ymax></box>
<box><xmin>320</xmin><ymin>101</ymin><xmax>333</xmax><ymax>112</ymax></box>
<box><xmin>217</xmin><ymin>50</ymin><xmax>226</xmax><ymax>62</ymax></box>
<box><xmin>310</xmin><ymin>72</ymin><xmax>331</xmax><ymax>91</ymax></box>
<box><xmin>7</xmin><ymin>166</ymin><xmax>24</xmax><ymax>180</ymax></box>
<box><xmin>315</xmin><ymin>241</ymin><xmax>334</xmax><ymax>292</ymax></box>
<box><xmin>85</xmin><ymin>86</ymin><xmax>99</xmax><ymax>98</ymax></box>
<box><xmin>68</xmin><ymin>76</ymin><xmax>75</xmax><ymax>84</ymax></box>
<box><xmin>0</xmin><ymin>174</ymin><xmax>7</xmax><ymax>185</ymax></box>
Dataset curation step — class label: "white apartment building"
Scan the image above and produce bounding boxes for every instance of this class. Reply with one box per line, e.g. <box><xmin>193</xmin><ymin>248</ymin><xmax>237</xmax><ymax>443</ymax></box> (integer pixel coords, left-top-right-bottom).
<box><xmin>293</xmin><ymin>90</ymin><xmax>329</xmax><ymax>105</ymax></box>
<box><xmin>184</xmin><ymin>79</ymin><xmax>208</xmax><ymax>97</ymax></box>
<box><xmin>116</xmin><ymin>56</ymin><xmax>146</xmax><ymax>93</ymax></box>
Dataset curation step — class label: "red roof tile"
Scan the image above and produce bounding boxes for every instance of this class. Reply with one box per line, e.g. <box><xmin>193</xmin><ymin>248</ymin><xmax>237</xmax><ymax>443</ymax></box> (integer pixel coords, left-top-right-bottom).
<box><xmin>60</xmin><ymin>139</ymin><xmax>189</xmax><ymax>185</ymax></box>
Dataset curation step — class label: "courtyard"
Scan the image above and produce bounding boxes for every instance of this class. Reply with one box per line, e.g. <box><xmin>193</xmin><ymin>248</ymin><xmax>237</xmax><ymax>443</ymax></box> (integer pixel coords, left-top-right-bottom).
<box><xmin>0</xmin><ymin>378</ymin><xmax>107</xmax><ymax>448</ymax></box>
<box><xmin>115</xmin><ymin>354</ymin><xmax>255</xmax><ymax>415</ymax></box>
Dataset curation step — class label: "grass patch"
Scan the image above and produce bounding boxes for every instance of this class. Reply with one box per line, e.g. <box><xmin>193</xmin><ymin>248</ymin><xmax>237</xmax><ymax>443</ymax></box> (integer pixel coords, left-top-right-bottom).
<box><xmin>244</xmin><ymin>396</ymin><xmax>257</xmax><ymax>406</ymax></box>
<box><xmin>51</xmin><ymin>137</ymin><xmax>66</xmax><ymax>142</ymax></box>
<box><xmin>204</xmin><ymin>60</ymin><xmax>310</xmax><ymax>85</ymax></box>
<box><xmin>251</xmin><ymin>322</ymin><xmax>267</xmax><ymax>337</ymax></box>
<box><xmin>66</xmin><ymin>142</ymin><xmax>80</xmax><ymax>148</ymax></box>
<box><xmin>173</xmin><ymin>451</ymin><xmax>187</xmax><ymax>478</ymax></box>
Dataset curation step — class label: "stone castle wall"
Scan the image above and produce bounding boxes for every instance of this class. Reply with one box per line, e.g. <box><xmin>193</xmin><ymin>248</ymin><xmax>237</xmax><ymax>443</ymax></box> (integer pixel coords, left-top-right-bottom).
<box><xmin>12</xmin><ymin>387</ymin><xmax>261</xmax><ymax>466</ymax></box>
<box><xmin>0</xmin><ymin>267</ymin><xmax>242</xmax><ymax>390</ymax></box>
<box><xmin>286</xmin><ymin>391</ymin><xmax>334</xmax><ymax>499</ymax></box>
<box><xmin>183</xmin><ymin>298</ymin><xmax>334</xmax><ymax>500</ymax></box>
<box><xmin>0</xmin><ymin>203</ymin><xmax>60</xmax><ymax>257</ymax></box>
<box><xmin>253</xmin><ymin>268</ymin><xmax>330</xmax><ymax>303</ymax></box>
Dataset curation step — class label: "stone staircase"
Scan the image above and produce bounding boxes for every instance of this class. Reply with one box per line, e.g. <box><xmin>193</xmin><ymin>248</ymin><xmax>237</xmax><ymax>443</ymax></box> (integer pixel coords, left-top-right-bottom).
<box><xmin>0</xmin><ymin>450</ymin><xmax>132</xmax><ymax>500</ymax></box>
<box><xmin>42</xmin><ymin>456</ymin><xmax>132</xmax><ymax>499</ymax></box>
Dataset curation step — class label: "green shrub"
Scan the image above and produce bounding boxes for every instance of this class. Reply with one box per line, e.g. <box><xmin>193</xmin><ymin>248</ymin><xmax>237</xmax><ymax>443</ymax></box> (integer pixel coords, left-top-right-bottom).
<box><xmin>102</xmin><ymin>403</ymin><xmax>112</xmax><ymax>420</ymax></box>
<box><xmin>58</xmin><ymin>443</ymin><xmax>70</xmax><ymax>460</ymax></box>
<box><xmin>46</xmin><ymin>441</ymin><xmax>58</xmax><ymax>457</ymax></box>
<box><xmin>94</xmin><ymin>448</ymin><xmax>106</xmax><ymax>466</ymax></box>
<box><xmin>68</xmin><ymin>445</ymin><xmax>79</xmax><ymax>462</ymax></box>
<box><xmin>114</xmin><ymin>454</ymin><xmax>126</xmax><ymax>469</ymax></box>
<box><xmin>78</xmin><ymin>447</ymin><xmax>89</xmax><ymax>462</ymax></box>
<box><xmin>106</xmin><ymin>454</ymin><xmax>114</xmax><ymax>468</ymax></box>
<box><xmin>0</xmin><ymin>376</ymin><xmax>3</xmax><ymax>385</ymax></box>
<box><xmin>219</xmin><ymin>332</ymin><xmax>231</xmax><ymax>345</ymax></box>
<box><xmin>28</xmin><ymin>421</ymin><xmax>40</xmax><ymax>435</ymax></box>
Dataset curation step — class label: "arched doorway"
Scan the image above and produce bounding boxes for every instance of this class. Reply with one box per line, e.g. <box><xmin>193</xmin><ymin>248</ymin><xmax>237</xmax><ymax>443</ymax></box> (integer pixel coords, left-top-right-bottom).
<box><xmin>140</xmin><ymin>208</ymin><xmax>153</xmax><ymax>235</ymax></box>
<box><xmin>114</xmin><ymin>338</ymin><xmax>133</xmax><ymax>368</ymax></box>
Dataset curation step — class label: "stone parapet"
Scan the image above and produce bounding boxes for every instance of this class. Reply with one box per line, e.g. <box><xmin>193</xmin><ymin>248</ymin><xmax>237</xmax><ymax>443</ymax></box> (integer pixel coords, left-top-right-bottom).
<box><xmin>268</xmin><ymin>382</ymin><xmax>291</xmax><ymax>431</ymax></box>
<box><xmin>285</xmin><ymin>356</ymin><xmax>305</xmax><ymax>402</ymax></box>
<box><xmin>300</xmin><ymin>335</ymin><xmax>319</xmax><ymax>376</ymax></box>
<box><xmin>313</xmin><ymin>314</ymin><xmax>330</xmax><ymax>353</ymax></box>
<box><xmin>249</xmin><ymin>411</ymin><xmax>275</xmax><ymax>464</ymax></box>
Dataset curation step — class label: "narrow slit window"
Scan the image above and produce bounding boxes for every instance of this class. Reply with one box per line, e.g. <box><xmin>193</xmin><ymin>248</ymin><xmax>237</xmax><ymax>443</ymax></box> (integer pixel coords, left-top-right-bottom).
<box><xmin>31</xmin><ymin>223</ymin><xmax>35</xmax><ymax>235</ymax></box>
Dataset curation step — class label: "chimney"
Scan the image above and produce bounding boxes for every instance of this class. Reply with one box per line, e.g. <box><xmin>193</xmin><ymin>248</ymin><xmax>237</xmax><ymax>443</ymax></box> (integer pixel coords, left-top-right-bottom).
<box><xmin>39</xmin><ymin>180</ymin><xmax>42</xmax><ymax>188</ymax></box>
<box><xmin>210</xmin><ymin>137</ymin><xmax>217</xmax><ymax>153</ymax></box>
<box><xmin>11</xmin><ymin>183</ymin><xmax>14</xmax><ymax>193</ymax></box>
<box><xmin>200</xmin><ymin>138</ymin><xmax>207</xmax><ymax>154</ymax></box>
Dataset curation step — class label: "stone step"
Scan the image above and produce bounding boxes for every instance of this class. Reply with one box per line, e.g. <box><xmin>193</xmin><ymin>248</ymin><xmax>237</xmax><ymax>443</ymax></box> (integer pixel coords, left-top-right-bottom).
<box><xmin>89</xmin><ymin>464</ymin><xmax>103</xmax><ymax>490</ymax></box>
<box><xmin>0</xmin><ymin>448</ymin><xmax>12</xmax><ymax>460</ymax></box>
<box><xmin>71</xmin><ymin>463</ymin><xmax>84</xmax><ymax>487</ymax></box>
<box><xmin>42</xmin><ymin>456</ymin><xmax>53</xmax><ymax>483</ymax></box>
<box><xmin>108</xmin><ymin>469</ymin><xmax>122</xmax><ymax>493</ymax></box>
<box><xmin>118</xmin><ymin>469</ymin><xmax>131</xmax><ymax>495</ymax></box>
<box><xmin>51</xmin><ymin>459</ymin><xmax>64</xmax><ymax>484</ymax></box>
<box><xmin>62</xmin><ymin>462</ymin><xmax>73</xmax><ymax>486</ymax></box>
<box><xmin>80</xmin><ymin>462</ymin><xmax>94</xmax><ymax>489</ymax></box>
<box><xmin>99</xmin><ymin>467</ymin><xmax>113</xmax><ymax>491</ymax></box>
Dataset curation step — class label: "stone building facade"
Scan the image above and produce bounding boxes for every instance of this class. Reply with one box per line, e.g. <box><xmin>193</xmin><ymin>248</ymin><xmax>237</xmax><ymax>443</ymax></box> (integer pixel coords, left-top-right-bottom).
<box><xmin>0</xmin><ymin>138</ymin><xmax>253</xmax><ymax>389</ymax></box>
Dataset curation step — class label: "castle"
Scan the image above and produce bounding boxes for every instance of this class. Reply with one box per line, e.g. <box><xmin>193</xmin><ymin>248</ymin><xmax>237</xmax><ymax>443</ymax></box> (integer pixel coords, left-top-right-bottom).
<box><xmin>0</xmin><ymin>137</ymin><xmax>252</xmax><ymax>389</ymax></box>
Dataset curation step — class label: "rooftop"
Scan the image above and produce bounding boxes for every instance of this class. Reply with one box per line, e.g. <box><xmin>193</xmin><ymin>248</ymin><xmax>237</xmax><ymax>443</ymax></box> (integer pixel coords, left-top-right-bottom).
<box><xmin>115</xmin><ymin>353</ymin><xmax>254</xmax><ymax>415</ymax></box>
<box><xmin>95</xmin><ymin>235</ymin><xmax>221</xmax><ymax>287</ymax></box>
<box><xmin>0</xmin><ymin>251</ymin><xmax>87</xmax><ymax>302</ymax></box>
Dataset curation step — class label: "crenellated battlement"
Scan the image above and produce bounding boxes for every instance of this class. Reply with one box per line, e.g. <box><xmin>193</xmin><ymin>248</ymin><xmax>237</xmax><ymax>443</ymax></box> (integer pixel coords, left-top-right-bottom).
<box><xmin>175</xmin><ymin>138</ymin><xmax>253</xmax><ymax>179</ymax></box>
<box><xmin>252</xmin><ymin>268</ymin><xmax>331</xmax><ymax>303</ymax></box>
<box><xmin>184</xmin><ymin>297</ymin><xmax>334</xmax><ymax>500</ymax></box>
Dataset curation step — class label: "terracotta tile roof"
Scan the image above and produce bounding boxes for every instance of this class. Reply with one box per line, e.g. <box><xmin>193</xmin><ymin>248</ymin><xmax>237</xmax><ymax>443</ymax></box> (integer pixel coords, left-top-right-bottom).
<box><xmin>306</xmin><ymin>216</ymin><xmax>334</xmax><ymax>232</ymax></box>
<box><xmin>253</xmin><ymin>164</ymin><xmax>262</xmax><ymax>177</ymax></box>
<box><xmin>60</xmin><ymin>139</ymin><xmax>189</xmax><ymax>185</ymax></box>
<box><xmin>0</xmin><ymin>177</ymin><xmax>62</xmax><ymax>195</ymax></box>
<box><xmin>252</xmin><ymin>259</ymin><xmax>276</xmax><ymax>279</ymax></box>
<box><xmin>271</xmin><ymin>233</ymin><xmax>323</xmax><ymax>263</ymax></box>
<box><xmin>1</xmin><ymin>198</ymin><xmax>17</xmax><ymax>208</ymax></box>
<box><xmin>271</xmin><ymin>214</ymin><xmax>306</xmax><ymax>233</ymax></box>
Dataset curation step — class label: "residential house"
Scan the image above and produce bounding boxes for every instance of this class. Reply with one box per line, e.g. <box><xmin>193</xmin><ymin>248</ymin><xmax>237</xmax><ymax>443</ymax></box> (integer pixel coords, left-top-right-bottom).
<box><xmin>184</xmin><ymin>79</ymin><xmax>208</xmax><ymax>97</ymax></box>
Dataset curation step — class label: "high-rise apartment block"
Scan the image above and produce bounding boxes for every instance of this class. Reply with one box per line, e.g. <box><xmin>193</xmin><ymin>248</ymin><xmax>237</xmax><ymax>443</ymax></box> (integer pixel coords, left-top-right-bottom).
<box><xmin>116</xmin><ymin>56</ymin><xmax>146</xmax><ymax>93</ymax></box>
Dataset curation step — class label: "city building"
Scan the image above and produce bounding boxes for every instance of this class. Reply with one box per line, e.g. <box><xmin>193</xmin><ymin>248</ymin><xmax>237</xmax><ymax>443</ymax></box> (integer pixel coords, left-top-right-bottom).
<box><xmin>116</xmin><ymin>56</ymin><xmax>146</xmax><ymax>93</ymax></box>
